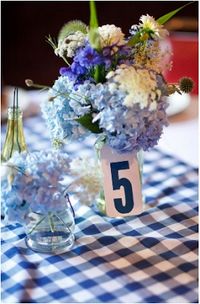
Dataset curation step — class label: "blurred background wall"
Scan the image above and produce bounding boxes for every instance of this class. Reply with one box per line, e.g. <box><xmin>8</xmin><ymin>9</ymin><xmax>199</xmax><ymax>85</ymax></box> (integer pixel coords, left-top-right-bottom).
<box><xmin>1</xmin><ymin>1</ymin><xmax>198</xmax><ymax>89</ymax></box>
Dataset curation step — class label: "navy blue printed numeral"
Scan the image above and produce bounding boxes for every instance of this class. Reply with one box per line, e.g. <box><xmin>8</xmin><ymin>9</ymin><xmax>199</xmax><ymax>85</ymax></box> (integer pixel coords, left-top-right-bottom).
<box><xmin>110</xmin><ymin>161</ymin><xmax>134</xmax><ymax>213</ymax></box>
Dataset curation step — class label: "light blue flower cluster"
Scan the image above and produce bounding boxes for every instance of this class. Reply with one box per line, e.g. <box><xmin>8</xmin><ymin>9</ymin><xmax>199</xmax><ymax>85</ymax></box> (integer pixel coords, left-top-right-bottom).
<box><xmin>41</xmin><ymin>76</ymin><xmax>91</xmax><ymax>144</ymax></box>
<box><xmin>42</xmin><ymin>71</ymin><xmax>169</xmax><ymax>153</ymax></box>
<box><xmin>1</xmin><ymin>151</ymin><xmax>71</xmax><ymax>224</ymax></box>
<box><xmin>67</xmin><ymin>75</ymin><xmax>169</xmax><ymax>153</ymax></box>
<box><xmin>88</xmin><ymin>79</ymin><xmax>168</xmax><ymax>153</ymax></box>
<box><xmin>101</xmin><ymin>100</ymin><xmax>169</xmax><ymax>153</ymax></box>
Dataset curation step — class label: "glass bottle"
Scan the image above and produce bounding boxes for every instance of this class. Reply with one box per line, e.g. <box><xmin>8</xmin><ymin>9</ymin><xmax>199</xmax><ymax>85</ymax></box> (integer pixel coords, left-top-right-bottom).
<box><xmin>1</xmin><ymin>88</ymin><xmax>27</xmax><ymax>162</ymax></box>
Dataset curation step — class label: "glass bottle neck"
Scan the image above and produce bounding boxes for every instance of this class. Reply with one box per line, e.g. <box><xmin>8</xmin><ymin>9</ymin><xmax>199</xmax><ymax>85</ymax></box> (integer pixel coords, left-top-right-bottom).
<box><xmin>1</xmin><ymin>107</ymin><xmax>27</xmax><ymax>162</ymax></box>
<box><xmin>7</xmin><ymin>107</ymin><xmax>23</xmax><ymax>120</ymax></box>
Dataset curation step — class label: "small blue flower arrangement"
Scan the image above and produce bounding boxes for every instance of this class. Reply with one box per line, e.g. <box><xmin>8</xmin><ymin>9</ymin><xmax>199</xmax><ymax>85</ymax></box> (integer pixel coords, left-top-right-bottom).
<box><xmin>26</xmin><ymin>1</ymin><xmax>193</xmax><ymax>153</ymax></box>
<box><xmin>1</xmin><ymin>151</ymin><xmax>72</xmax><ymax>224</ymax></box>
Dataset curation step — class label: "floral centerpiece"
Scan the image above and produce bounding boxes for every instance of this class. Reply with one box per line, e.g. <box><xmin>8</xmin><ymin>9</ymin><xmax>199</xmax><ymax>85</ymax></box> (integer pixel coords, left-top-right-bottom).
<box><xmin>25</xmin><ymin>1</ymin><xmax>194</xmax><ymax>214</ymax></box>
<box><xmin>25</xmin><ymin>1</ymin><xmax>194</xmax><ymax>153</ymax></box>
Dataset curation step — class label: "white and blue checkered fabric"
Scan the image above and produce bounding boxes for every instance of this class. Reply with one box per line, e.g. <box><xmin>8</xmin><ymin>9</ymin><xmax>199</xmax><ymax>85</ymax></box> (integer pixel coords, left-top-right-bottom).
<box><xmin>1</xmin><ymin>116</ymin><xmax>198</xmax><ymax>303</ymax></box>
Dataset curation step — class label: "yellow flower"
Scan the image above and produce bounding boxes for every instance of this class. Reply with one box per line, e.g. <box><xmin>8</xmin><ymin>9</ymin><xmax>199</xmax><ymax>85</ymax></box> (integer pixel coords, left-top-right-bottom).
<box><xmin>140</xmin><ymin>15</ymin><xmax>168</xmax><ymax>40</ymax></box>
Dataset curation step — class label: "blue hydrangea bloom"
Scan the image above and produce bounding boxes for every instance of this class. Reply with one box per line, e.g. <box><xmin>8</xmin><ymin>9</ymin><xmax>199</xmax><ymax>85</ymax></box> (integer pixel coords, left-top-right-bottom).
<box><xmin>1</xmin><ymin>151</ymin><xmax>72</xmax><ymax>224</ymax></box>
<box><xmin>76</xmin><ymin>77</ymin><xmax>169</xmax><ymax>153</ymax></box>
<box><xmin>97</xmin><ymin>94</ymin><xmax>169</xmax><ymax>153</ymax></box>
<box><xmin>41</xmin><ymin>76</ymin><xmax>90</xmax><ymax>144</ymax></box>
<box><xmin>41</xmin><ymin>70</ymin><xmax>169</xmax><ymax>153</ymax></box>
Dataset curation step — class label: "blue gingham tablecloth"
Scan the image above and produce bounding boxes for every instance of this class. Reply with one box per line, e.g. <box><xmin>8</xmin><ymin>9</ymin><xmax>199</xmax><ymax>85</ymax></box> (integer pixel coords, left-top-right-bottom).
<box><xmin>1</xmin><ymin>115</ymin><xmax>198</xmax><ymax>303</ymax></box>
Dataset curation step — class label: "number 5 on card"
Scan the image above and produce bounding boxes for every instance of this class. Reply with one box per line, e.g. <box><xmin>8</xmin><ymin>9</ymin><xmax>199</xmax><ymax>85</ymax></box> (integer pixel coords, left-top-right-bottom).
<box><xmin>100</xmin><ymin>145</ymin><xmax>143</xmax><ymax>217</ymax></box>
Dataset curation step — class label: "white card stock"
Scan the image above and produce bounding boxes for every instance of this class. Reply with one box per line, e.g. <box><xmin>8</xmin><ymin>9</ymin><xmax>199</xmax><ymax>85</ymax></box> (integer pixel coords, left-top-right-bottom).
<box><xmin>100</xmin><ymin>145</ymin><xmax>143</xmax><ymax>217</ymax></box>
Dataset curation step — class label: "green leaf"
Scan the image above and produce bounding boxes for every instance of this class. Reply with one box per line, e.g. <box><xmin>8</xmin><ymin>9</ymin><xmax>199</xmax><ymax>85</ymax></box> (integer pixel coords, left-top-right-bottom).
<box><xmin>90</xmin><ymin>0</ymin><xmax>99</xmax><ymax>28</ymax></box>
<box><xmin>76</xmin><ymin>113</ymin><xmax>102</xmax><ymax>134</ymax></box>
<box><xmin>89</xmin><ymin>0</ymin><xmax>100</xmax><ymax>50</ymax></box>
<box><xmin>89</xmin><ymin>28</ymin><xmax>101</xmax><ymax>50</ymax></box>
<box><xmin>127</xmin><ymin>32</ymin><xmax>141</xmax><ymax>47</ymax></box>
<box><xmin>58</xmin><ymin>20</ymin><xmax>88</xmax><ymax>41</ymax></box>
<box><xmin>157</xmin><ymin>2</ymin><xmax>194</xmax><ymax>25</ymax></box>
<box><xmin>92</xmin><ymin>64</ymin><xmax>106</xmax><ymax>83</ymax></box>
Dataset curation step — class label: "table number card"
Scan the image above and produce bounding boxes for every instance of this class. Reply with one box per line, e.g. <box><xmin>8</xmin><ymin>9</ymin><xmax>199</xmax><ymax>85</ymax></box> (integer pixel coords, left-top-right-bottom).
<box><xmin>100</xmin><ymin>144</ymin><xmax>143</xmax><ymax>217</ymax></box>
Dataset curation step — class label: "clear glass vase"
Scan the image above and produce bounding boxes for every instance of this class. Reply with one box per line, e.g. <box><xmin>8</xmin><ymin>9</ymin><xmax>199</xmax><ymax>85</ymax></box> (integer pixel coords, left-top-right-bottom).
<box><xmin>25</xmin><ymin>206</ymin><xmax>75</xmax><ymax>254</ymax></box>
<box><xmin>94</xmin><ymin>135</ymin><xmax>145</xmax><ymax>216</ymax></box>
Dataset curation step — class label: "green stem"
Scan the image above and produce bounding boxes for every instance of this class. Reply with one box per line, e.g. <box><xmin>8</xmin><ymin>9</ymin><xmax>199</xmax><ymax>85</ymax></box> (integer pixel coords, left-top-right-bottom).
<box><xmin>48</xmin><ymin>212</ymin><xmax>55</xmax><ymax>233</ymax></box>
<box><xmin>30</xmin><ymin>83</ymin><xmax>50</xmax><ymax>90</ymax></box>
<box><xmin>51</xmin><ymin>88</ymin><xmax>90</xmax><ymax>104</ymax></box>
<box><xmin>61</xmin><ymin>56</ymin><xmax>70</xmax><ymax>66</ymax></box>
<box><xmin>28</xmin><ymin>215</ymin><xmax>46</xmax><ymax>235</ymax></box>
<box><xmin>54</xmin><ymin>213</ymin><xmax>72</xmax><ymax>234</ymax></box>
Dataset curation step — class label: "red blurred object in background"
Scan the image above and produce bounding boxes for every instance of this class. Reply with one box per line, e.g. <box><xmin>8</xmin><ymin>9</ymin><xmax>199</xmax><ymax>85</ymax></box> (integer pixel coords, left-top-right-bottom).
<box><xmin>165</xmin><ymin>33</ymin><xmax>198</xmax><ymax>95</ymax></box>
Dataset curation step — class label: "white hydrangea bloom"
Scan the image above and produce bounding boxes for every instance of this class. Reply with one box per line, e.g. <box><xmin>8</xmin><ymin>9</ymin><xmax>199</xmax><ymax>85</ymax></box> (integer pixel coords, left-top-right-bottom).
<box><xmin>55</xmin><ymin>31</ymin><xmax>86</xmax><ymax>58</ymax></box>
<box><xmin>139</xmin><ymin>15</ymin><xmax>169</xmax><ymax>40</ymax></box>
<box><xmin>98</xmin><ymin>24</ymin><xmax>126</xmax><ymax>51</ymax></box>
<box><xmin>69</xmin><ymin>156</ymin><xmax>102</xmax><ymax>206</ymax></box>
<box><xmin>107</xmin><ymin>64</ymin><xmax>160</xmax><ymax>110</ymax></box>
